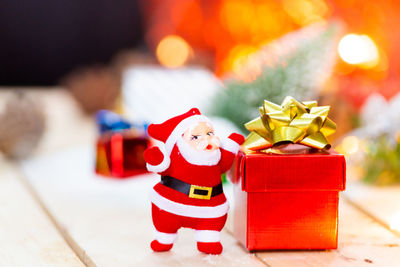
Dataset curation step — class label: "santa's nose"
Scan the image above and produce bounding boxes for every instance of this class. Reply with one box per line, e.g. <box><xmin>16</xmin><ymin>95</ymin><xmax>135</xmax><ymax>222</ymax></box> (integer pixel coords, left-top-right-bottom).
<box><xmin>206</xmin><ymin>144</ymin><xmax>212</xmax><ymax>150</ymax></box>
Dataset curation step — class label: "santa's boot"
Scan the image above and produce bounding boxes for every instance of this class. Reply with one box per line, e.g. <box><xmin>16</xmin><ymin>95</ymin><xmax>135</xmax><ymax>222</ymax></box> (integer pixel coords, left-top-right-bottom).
<box><xmin>197</xmin><ymin>242</ymin><xmax>223</xmax><ymax>254</ymax></box>
<box><xmin>195</xmin><ymin>230</ymin><xmax>223</xmax><ymax>254</ymax></box>
<box><xmin>151</xmin><ymin>230</ymin><xmax>177</xmax><ymax>252</ymax></box>
<box><xmin>150</xmin><ymin>240</ymin><xmax>173</xmax><ymax>252</ymax></box>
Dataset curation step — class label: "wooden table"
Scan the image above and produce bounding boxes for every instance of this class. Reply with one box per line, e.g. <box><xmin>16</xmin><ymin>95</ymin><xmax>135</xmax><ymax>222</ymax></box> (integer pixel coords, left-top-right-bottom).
<box><xmin>2</xmin><ymin>89</ymin><xmax>400</xmax><ymax>266</ymax></box>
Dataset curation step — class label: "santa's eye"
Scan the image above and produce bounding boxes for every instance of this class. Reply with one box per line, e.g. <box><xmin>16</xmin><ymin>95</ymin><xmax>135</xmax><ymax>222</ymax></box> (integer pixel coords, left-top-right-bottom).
<box><xmin>191</xmin><ymin>135</ymin><xmax>200</xmax><ymax>140</ymax></box>
<box><xmin>207</xmin><ymin>131</ymin><xmax>214</xmax><ymax>136</ymax></box>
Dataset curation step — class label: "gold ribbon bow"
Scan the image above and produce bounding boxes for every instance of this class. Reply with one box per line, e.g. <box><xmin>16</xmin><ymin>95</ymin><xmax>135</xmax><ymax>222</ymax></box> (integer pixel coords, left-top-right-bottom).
<box><xmin>243</xmin><ymin>96</ymin><xmax>336</xmax><ymax>151</ymax></box>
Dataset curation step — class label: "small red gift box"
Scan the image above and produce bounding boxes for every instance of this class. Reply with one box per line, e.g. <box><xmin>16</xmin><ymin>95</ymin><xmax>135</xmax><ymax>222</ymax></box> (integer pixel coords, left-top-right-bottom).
<box><xmin>95</xmin><ymin>130</ymin><xmax>150</xmax><ymax>178</ymax></box>
<box><xmin>228</xmin><ymin>150</ymin><xmax>346</xmax><ymax>250</ymax></box>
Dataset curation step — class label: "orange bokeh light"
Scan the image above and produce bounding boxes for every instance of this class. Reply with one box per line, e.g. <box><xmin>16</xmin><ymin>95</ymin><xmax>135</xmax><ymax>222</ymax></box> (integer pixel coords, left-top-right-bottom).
<box><xmin>223</xmin><ymin>45</ymin><xmax>260</xmax><ymax>81</ymax></box>
<box><xmin>283</xmin><ymin>0</ymin><xmax>329</xmax><ymax>26</ymax></box>
<box><xmin>220</xmin><ymin>0</ymin><xmax>255</xmax><ymax>41</ymax></box>
<box><xmin>156</xmin><ymin>35</ymin><xmax>192</xmax><ymax>68</ymax></box>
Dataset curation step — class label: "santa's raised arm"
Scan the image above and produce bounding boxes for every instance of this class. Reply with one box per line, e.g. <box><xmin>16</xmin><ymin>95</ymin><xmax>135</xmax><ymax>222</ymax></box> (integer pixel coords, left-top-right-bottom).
<box><xmin>143</xmin><ymin>108</ymin><xmax>244</xmax><ymax>255</ymax></box>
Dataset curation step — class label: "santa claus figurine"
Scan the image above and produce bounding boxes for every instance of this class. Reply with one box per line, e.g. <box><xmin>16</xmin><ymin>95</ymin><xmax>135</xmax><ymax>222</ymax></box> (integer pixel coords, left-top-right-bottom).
<box><xmin>144</xmin><ymin>108</ymin><xmax>244</xmax><ymax>254</ymax></box>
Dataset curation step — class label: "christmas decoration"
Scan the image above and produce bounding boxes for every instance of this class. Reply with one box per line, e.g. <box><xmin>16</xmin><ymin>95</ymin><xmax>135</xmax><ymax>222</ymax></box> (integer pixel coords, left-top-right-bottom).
<box><xmin>357</xmin><ymin>92</ymin><xmax>400</xmax><ymax>142</ymax></box>
<box><xmin>0</xmin><ymin>92</ymin><xmax>45</xmax><ymax>159</ymax></box>
<box><xmin>144</xmin><ymin>108</ymin><xmax>244</xmax><ymax>254</ymax></box>
<box><xmin>95</xmin><ymin>110</ymin><xmax>149</xmax><ymax>178</ymax></box>
<box><xmin>63</xmin><ymin>66</ymin><xmax>121</xmax><ymax>114</ymax></box>
<box><xmin>211</xmin><ymin>23</ymin><xmax>340</xmax><ymax>132</ymax></box>
<box><xmin>244</xmin><ymin>96</ymin><xmax>336</xmax><ymax>151</ymax></box>
<box><xmin>228</xmin><ymin>98</ymin><xmax>346</xmax><ymax>250</ymax></box>
<box><xmin>340</xmin><ymin>92</ymin><xmax>400</xmax><ymax>185</ymax></box>
<box><xmin>362</xmin><ymin>136</ymin><xmax>400</xmax><ymax>185</ymax></box>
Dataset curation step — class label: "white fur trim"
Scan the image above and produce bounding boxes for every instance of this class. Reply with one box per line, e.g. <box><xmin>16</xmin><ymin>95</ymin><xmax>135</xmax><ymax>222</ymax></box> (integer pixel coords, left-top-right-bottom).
<box><xmin>154</xmin><ymin>230</ymin><xmax>177</xmax><ymax>244</ymax></box>
<box><xmin>150</xmin><ymin>189</ymin><xmax>229</xmax><ymax>219</ymax></box>
<box><xmin>220</xmin><ymin>138</ymin><xmax>240</xmax><ymax>154</ymax></box>
<box><xmin>194</xmin><ymin>230</ymin><xmax>220</xmax><ymax>243</ymax></box>
<box><xmin>176</xmin><ymin>137</ymin><xmax>221</xmax><ymax>166</ymax></box>
<box><xmin>165</xmin><ymin>115</ymin><xmax>211</xmax><ymax>155</ymax></box>
<box><xmin>146</xmin><ymin>144</ymin><xmax>171</xmax><ymax>173</ymax></box>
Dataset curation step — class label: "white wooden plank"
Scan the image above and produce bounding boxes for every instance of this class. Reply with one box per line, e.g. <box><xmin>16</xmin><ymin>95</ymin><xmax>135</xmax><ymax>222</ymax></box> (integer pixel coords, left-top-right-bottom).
<box><xmin>344</xmin><ymin>181</ymin><xmax>400</xmax><ymax>235</ymax></box>
<box><xmin>21</xmin><ymin>146</ymin><xmax>266</xmax><ymax>267</ymax></box>
<box><xmin>256</xmin><ymin>198</ymin><xmax>400</xmax><ymax>267</ymax></box>
<box><xmin>0</xmin><ymin>160</ymin><xmax>84</xmax><ymax>267</ymax></box>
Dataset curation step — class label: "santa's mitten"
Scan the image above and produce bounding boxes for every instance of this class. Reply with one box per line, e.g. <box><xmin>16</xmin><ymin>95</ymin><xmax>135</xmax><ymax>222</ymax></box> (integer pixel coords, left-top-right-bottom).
<box><xmin>143</xmin><ymin>146</ymin><xmax>164</xmax><ymax>165</ymax></box>
<box><xmin>228</xmin><ymin>133</ymin><xmax>245</xmax><ymax>145</ymax></box>
<box><xmin>150</xmin><ymin>240</ymin><xmax>173</xmax><ymax>252</ymax></box>
<box><xmin>197</xmin><ymin>242</ymin><xmax>223</xmax><ymax>255</ymax></box>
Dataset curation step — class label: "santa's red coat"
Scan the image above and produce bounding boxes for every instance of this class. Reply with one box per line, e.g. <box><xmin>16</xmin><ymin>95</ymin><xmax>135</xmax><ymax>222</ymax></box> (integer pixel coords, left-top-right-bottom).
<box><xmin>150</xmin><ymin>144</ymin><xmax>235</xmax><ymax>213</ymax></box>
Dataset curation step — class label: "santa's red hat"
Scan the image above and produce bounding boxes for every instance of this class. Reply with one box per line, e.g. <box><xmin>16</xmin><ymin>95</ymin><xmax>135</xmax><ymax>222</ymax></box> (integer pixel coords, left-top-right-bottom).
<box><xmin>146</xmin><ymin>108</ymin><xmax>211</xmax><ymax>172</ymax></box>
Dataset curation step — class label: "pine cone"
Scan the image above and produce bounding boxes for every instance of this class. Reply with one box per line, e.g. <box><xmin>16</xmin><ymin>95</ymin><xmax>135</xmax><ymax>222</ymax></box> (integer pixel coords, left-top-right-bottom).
<box><xmin>63</xmin><ymin>66</ymin><xmax>121</xmax><ymax>114</ymax></box>
<box><xmin>0</xmin><ymin>92</ymin><xmax>46</xmax><ymax>158</ymax></box>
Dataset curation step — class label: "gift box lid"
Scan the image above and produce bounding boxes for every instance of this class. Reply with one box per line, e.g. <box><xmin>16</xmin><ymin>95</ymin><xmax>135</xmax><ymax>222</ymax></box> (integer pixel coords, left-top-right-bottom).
<box><xmin>238</xmin><ymin>151</ymin><xmax>346</xmax><ymax>192</ymax></box>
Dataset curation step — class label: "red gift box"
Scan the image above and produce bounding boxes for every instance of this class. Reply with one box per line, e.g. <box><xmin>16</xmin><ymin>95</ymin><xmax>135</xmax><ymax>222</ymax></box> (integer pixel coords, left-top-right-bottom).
<box><xmin>95</xmin><ymin>130</ymin><xmax>150</xmax><ymax>178</ymax></box>
<box><xmin>228</xmin><ymin>150</ymin><xmax>346</xmax><ymax>250</ymax></box>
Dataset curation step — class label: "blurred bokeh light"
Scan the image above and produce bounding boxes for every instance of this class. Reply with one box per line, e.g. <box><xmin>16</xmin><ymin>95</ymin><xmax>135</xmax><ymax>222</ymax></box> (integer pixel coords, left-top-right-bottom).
<box><xmin>338</xmin><ymin>34</ymin><xmax>379</xmax><ymax>68</ymax></box>
<box><xmin>156</xmin><ymin>35</ymin><xmax>192</xmax><ymax>68</ymax></box>
<box><xmin>336</xmin><ymin>135</ymin><xmax>360</xmax><ymax>156</ymax></box>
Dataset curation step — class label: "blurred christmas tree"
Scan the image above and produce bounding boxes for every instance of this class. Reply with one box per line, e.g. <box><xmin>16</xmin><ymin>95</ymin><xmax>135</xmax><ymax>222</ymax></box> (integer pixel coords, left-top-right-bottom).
<box><xmin>210</xmin><ymin>23</ymin><xmax>340</xmax><ymax>132</ymax></box>
<box><xmin>344</xmin><ymin>93</ymin><xmax>400</xmax><ymax>185</ymax></box>
<box><xmin>362</xmin><ymin>136</ymin><xmax>400</xmax><ymax>185</ymax></box>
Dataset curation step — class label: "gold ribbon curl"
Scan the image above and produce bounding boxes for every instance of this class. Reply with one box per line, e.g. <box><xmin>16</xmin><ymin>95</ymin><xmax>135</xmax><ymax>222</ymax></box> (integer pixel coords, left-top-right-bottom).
<box><xmin>243</xmin><ymin>96</ymin><xmax>336</xmax><ymax>151</ymax></box>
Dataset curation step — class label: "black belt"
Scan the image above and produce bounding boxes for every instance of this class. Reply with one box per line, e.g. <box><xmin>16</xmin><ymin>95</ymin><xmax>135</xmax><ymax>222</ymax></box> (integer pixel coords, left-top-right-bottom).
<box><xmin>160</xmin><ymin>176</ymin><xmax>223</xmax><ymax>200</ymax></box>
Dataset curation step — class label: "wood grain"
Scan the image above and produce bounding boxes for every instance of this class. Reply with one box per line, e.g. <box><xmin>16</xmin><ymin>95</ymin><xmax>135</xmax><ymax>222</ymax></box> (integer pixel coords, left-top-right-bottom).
<box><xmin>344</xmin><ymin>182</ymin><xmax>400</xmax><ymax>236</ymax></box>
<box><xmin>0</xmin><ymin>160</ymin><xmax>84</xmax><ymax>267</ymax></box>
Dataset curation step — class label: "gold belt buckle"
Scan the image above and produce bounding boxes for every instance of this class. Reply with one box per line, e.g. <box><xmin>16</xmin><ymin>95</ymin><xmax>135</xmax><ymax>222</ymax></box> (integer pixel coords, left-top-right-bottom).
<box><xmin>189</xmin><ymin>185</ymin><xmax>212</xmax><ymax>200</ymax></box>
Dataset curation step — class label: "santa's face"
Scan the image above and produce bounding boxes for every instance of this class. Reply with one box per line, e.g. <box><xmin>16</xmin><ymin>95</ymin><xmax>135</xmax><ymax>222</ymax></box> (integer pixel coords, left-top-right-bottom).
<box><xmin>176</xmin><ymin>121</ymin><xmax>221</xmax><ymax>166</ymax></box>
<box><xmin>182</xmin><ymin>122</ymin><xmax>220</xmax><ymax>151</ymax></box>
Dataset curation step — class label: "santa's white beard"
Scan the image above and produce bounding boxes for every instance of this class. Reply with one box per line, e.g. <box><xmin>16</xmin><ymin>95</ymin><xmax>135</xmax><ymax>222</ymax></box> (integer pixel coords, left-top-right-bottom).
<box><xmin>176</xmin><ymin>137</ymin><xmax>221</xmax><ymax>166</ymax></box>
